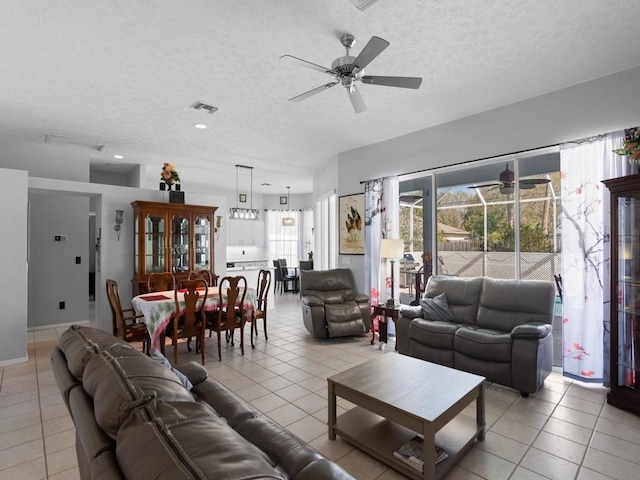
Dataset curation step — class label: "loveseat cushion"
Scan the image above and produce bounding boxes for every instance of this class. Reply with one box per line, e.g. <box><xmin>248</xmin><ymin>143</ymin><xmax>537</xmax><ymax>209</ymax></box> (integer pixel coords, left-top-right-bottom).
<box><xmin>425</xmin><ymin>276</ymin><xmax>484</xmax><ymax>324</ymax></box>
<box><xmin>117</xmin><ymin>400</ymin><xmax>286</xmax><ymax>480</ymax></box>
<box><xmin>409</xmin><ymin>319</ymin><xmax>461</xmax><ymax>349</ymax></box>
<box><xmin>476</xmin><ymin>277</ymin><xmax>555</xmax><ymax>331</ymax></box>
<box><xmin>191</xmin><ymin>378</ymin><xmax>260</xmax><ymax>428</ymax></box>
<box><xmin>454</xmin><ymin>326</ymin><xmax>512</xmax><ymax>362</ymax></box>
<box><xmin>236</xmin><ymin>417</ymin><xmax>328</xmax><ymax>479</ymax></box>
<box><xmin>83</xmin><ymin>347</ymin><xmax>195</xmax><ymax>439</ymax></box>
<box><xmin>58</xmin><ymin>325</ymin><xmax>123</xmax><ymax>380</ymax></box>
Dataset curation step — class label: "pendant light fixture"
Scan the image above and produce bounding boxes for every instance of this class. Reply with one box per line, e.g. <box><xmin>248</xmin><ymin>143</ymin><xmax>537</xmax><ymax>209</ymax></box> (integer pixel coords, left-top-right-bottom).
<box><xmin>229</xmin><ymin>164</ymin><xmax>260</xmax><ymax>220</ymax></box>
<box><xmin>282</xmin><ymin>186</ymin><xmax>295</xmax><ymax>226</ymax></box>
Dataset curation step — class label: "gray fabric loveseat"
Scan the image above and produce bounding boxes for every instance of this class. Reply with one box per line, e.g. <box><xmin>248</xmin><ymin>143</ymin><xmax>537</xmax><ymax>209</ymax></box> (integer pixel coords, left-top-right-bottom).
<box><xmin>300</xmin><ymin>268</ymin><xmax>371</xmax><ymax>338</ymax></box>
<box><xmin>51</xmin><ymin>325</ymin><xmax>354</xmax><ymax>479</ymax></box>
<box><xmin>397</xmin><ymin>275</ymin><xmax>555</xmax><ymax>396</ymax></box>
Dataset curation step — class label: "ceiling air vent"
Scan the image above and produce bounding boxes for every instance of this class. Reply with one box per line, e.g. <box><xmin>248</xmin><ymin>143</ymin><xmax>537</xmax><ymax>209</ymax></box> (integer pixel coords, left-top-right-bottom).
<box><xmin>190</xmin><ymin>101</ymin><xmax>219</xmax><ymax>114</ymax></box>
<box><xmin>44</xmin><ymin>135</ymin><xmax>105</xmax><ymax>151</ymax></box>
<box><xmin>347</xmin><ymin>0</ymin><xmax>381</xmax><ymax>12</ymax></box>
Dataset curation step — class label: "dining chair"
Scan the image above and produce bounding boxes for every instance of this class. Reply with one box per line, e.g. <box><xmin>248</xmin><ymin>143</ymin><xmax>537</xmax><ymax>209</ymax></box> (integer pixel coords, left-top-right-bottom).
<box><xmin>206</xmin><ymin>276</ymin><xmax>247</xmax><ymax>361</ymax></box>
<box><xmin>164</xmin><ymin>279</ymin><xmax>208</xmax><ymax>365</ymax></box>
<box><xmin>279</xmin><ymin>258</ymin><xmax>299</xmax><ymax>293</ymax></box>
<box><xmin>147</xmin><ymin>272</ymin><xmax>176</xmax><ymax>293</ymax></box>
<box><xmin>106</xmin><ymin>279</ymin><xmax>150</xmax><ymax>354</ymax></box>
<box><xmin>252</xmin><ymin>269</ymin><xmax>271</xmax><ymax>344</ymax></box>
<box><xmin>272</xmin><ymin>260</ymin><xmax>285</xmax><ymax>294</ymax></box>
<box><xmin>188</xmin><ymin>269</ymin><xmax>219</xmax><ymax>287</ymax></box>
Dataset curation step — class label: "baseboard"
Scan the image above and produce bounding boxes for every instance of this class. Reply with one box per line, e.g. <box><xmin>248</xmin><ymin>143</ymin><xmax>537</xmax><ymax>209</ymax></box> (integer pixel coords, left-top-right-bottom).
<box><xmin>0</xmin><ymin>356</ymin><xmax>29</xmax><ymax>367</ymax></box>
<box><xmin>27</xmin><ymin>320</ymin><xmax>91</xmax><ymax>332</ymax></box>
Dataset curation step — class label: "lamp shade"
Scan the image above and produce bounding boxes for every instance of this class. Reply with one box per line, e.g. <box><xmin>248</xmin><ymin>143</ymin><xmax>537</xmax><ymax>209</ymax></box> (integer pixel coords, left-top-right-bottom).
<box><xmin>380</xmin><ymin>239</ymin><xmax>404</xmax><ymax>259</ymax></box>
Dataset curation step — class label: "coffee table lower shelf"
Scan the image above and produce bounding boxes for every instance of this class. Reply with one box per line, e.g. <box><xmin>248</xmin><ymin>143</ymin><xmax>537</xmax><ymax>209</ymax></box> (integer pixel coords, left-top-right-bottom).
<box><xmin>333</xmin><ymin>406</ymin><xmax>482</xmax><ymax>480</ymax></box>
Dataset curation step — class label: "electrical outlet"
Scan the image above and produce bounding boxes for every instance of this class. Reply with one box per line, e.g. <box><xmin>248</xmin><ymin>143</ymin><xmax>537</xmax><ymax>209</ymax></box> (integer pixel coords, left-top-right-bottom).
<box><xmin>76</xmin><ymin>256</ymin><xmax>81</xmax><ymax>264</ymax></box>
<box><xmin>59</xmin><ymin>301</ymin><xmax>65</xmax><ymax>309</ymax></box>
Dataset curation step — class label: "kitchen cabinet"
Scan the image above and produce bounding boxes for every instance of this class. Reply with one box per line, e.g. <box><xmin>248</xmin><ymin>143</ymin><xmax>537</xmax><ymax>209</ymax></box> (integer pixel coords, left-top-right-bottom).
<box><xmin>228</xmin><ymin>219</ymin><xmax>264</xmax><ymax>246</ymax></box>
<box><xmin>131</xmin><ymin>200</ymin><xmax>217</xmax><ymax>295</ymax></box>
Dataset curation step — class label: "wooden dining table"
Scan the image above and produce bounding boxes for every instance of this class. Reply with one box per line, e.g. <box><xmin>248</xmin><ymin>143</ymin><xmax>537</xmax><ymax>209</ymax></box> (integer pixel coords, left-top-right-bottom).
<box><xmin>132</xmin><ymin>287</ymin><xmax>257</xmax><ymax>350</ymax></box>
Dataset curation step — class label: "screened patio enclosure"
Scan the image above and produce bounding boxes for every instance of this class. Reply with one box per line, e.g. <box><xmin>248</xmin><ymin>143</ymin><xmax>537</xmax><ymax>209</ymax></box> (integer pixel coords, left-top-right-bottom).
<box><xmin>399</xmin><ymin>150</ymin><xmax>562</xmax><ymax>283</ymax></box>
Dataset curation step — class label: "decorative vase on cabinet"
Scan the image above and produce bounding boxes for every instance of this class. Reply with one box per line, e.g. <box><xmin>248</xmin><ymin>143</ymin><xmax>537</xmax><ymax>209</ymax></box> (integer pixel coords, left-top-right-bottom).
<box><xmin>603</xmin><ymin>174</ymin><xmax>640</xmax><ymax>416</ymax></box>
<box><xmin>131</xmin><ymin>200</ymin><xmax>217</xmax><ymax>295</ymax></box>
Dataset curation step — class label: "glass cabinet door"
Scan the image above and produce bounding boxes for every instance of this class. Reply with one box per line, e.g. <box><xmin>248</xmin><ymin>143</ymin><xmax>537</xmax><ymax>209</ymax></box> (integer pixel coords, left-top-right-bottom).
<box><xmin>171</xmin><ymin>214</ymin><xmax>189</xmax><ymax>273</ymax></box>
<box><xmin>144</xmin><ymin>213</ymin><xmax>165</xmax><ymax>275</ymax></box>
<box><xmin>616</xmin><ymin>195</ymin><xmax>640</xmax><ymax>391</ymax></box>
<box><xmin>194</xmin><ymin>215</ymin><xmax>211</xmax><ymax>270</ymax></box>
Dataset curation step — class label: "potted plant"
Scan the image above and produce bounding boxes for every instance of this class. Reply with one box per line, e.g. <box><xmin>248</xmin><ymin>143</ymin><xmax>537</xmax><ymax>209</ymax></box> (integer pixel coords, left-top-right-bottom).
<box><xmin>614</xmin><ymin>129</ymin><xmax>640</xmax><ymax>171</ymax></box>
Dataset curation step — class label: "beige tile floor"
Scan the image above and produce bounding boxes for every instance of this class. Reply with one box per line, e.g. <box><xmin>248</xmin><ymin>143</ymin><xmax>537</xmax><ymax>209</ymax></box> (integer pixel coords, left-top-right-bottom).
<box><xmin>2</xmin><ymin>293</ymin><xmax>640</xmax><ymax>479</ymax></box>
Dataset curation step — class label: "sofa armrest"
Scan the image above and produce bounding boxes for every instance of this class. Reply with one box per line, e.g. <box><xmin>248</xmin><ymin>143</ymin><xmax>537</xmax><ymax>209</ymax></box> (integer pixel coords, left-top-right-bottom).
<box><xmin>174</xmin><ymin>361</ymin><xmax>208</xmax><ymax>386</ymax></box>
<box><xmin>399</xmin><ymin>305</ymin><xmax>423</xmax><ymax>319</ymax></box>
<box><xmin>301</xmin><ymin>294</ymin><xmax>325</xmax><ymax>307</ymax></box>
<box><xmin>354</xmin><ymin>293</ymin><xmax>369</xmax><ymax>304</ymax></box>
<box><xmin>511</xmin><ymin>323</ymin><xmax>552</xmax><ymax>339</ymax></box>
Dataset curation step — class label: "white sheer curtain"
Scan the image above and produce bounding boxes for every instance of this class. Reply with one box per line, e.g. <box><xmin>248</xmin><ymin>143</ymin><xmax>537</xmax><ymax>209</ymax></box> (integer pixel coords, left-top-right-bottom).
<box><xmin>560</xmin><ymin>131</ymin><xmax>627</xmax><ymax>383</ymax></box>
<box><xmin>298</xmin><ymin>208</ymin><xmax>314</xmax><ymax>262</ymax></box>
<box><xmin>364</xmin><ymin>176</ymin><xmax>400</xmax><ymax>308</ymax></box>
<box><xmin>265</xmin><ymin>209</ymin><xmax>300</xmax><ymax>266</ymax></box>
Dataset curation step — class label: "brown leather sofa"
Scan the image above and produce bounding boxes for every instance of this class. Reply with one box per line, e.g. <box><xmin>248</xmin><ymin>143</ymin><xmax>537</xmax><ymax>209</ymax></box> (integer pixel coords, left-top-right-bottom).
<box><xmin>51</xmin><ymin>325</ymin><xmax>354</xmax><ymax>480</ymax></box>
<box><xmin>300</xmin><ymin>268</ymin><xmax>370</xmax><ymax>338</ymax></box>
<box><xmin>397</xmin><ymin>275</ymin><xmax>555</xmax><ymax>396</ymax></box>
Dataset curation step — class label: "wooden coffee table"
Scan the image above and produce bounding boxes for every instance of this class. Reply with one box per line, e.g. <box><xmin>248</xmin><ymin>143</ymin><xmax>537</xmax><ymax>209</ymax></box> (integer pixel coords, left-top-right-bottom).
<box><xmin>328</xmin><ymin>355</ymin><xmax>485</xmax><ymax>480</ymax></box>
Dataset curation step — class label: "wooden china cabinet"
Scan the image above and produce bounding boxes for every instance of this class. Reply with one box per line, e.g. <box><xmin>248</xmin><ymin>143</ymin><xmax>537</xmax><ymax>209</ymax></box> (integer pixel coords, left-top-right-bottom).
<box><xmin>131</xmin><ymin>201</ymin><xmax>217</xmax><ymax>295</ymax></box>
<box><xmin>603</xmin><ymin>175</ymin><xmax>640</xmax><ymax>416</ymax></box>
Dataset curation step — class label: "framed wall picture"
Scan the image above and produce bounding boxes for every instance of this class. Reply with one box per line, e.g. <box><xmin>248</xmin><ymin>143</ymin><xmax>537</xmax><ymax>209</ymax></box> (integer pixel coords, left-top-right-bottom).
<box><xmin>279</xmin><ymin>196</ymin><xmax>288</xmax><ymax>205</ymax></box>
<box><xmin>239</xmin><ymin>194</ymin><xmax>247</xmax><ymax>203</ymax></box>
<box><xmin>339</xmin><ymin>193</ymin><xmax>365</xmax><ymax>255</ymax></box>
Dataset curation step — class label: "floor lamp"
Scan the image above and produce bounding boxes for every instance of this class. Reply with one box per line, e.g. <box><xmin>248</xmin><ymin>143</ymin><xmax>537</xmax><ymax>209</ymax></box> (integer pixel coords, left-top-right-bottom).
<box><xmin>380</xmin><ymin>238</ymin><xmax>404</xmax><ymax>307</ymax></box>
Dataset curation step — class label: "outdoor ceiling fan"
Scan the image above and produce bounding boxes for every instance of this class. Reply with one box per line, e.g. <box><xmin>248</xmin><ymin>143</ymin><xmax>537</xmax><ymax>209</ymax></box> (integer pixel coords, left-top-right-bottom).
<box><xmin>280</xmin><ymin>33</ymin><xmax>422</xmax><ymax>113</ymax></box>
<box><xmin>468</xmin><ymin>164</ymin><xmax>551</xmax><ymax>195</ymax></box>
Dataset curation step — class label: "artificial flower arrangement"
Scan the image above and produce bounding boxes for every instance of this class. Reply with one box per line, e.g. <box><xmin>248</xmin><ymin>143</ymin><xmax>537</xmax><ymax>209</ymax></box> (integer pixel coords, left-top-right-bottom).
<box><xmin>160</xmin><ymin>162</ymin><xmax>180</xmax><ymax>184</ymax></box>
<box><xmin>613</xmin><ymin>129</ymin><xmax>640</xmax><ymax>162</ymax></box>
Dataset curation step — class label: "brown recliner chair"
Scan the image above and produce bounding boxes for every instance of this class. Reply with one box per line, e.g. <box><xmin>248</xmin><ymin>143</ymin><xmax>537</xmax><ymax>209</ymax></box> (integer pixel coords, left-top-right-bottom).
<box><xmin>300</xmin><ymin>268</ymin><xmax>370</xmax><ymax>338</ymax></box>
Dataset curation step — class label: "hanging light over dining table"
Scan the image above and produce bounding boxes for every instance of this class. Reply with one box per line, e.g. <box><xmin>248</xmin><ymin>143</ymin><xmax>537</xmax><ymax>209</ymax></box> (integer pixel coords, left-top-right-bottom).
<box><xmin>229</xmin><ymin>164</ymin><xmax>260</xmax><ymax>220</ymax></box>
<box><xmin>282</xmin><ymin>186</ymin><xmax>295</xmax><ymax>226</ymax></box>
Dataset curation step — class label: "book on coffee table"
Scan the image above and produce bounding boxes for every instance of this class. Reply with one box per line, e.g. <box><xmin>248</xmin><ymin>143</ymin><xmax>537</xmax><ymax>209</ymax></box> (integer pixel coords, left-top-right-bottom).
<box><xmin>393</xmin><ymin>435</ymin><xmax>448</xmax><ymax>472</ymax></box>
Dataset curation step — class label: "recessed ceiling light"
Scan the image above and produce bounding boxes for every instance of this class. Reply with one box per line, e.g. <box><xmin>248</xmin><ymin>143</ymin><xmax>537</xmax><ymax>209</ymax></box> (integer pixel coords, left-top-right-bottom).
<box><xmin>113</xmin><ymin>154</ymin><xmax>124</xmax><ymax>159</ymax></box>
<box><xmin>194</xmin><ymin>124</ymin><xmax>207</xmax><ymax>129</ymax></box>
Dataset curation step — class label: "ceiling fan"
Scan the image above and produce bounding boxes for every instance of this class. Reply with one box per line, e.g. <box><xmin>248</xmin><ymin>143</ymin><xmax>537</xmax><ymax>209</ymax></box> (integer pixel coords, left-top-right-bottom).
<box><xmin>468</xmin><ymin>164</ymin><xmax>551</xmax><ymax>194</ymax></box>
<box><xmin>280</xmin><ymin>33</ymin><xmax>422</xmax><ymax>113</ymax></box>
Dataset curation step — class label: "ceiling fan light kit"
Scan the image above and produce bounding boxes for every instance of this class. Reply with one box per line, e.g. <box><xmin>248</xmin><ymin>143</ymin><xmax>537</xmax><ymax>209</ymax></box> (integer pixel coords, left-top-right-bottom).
<box><xmin>281</xmin><ymin>33</ymin><xmax>422</xmax><ymax>113</ymax></box>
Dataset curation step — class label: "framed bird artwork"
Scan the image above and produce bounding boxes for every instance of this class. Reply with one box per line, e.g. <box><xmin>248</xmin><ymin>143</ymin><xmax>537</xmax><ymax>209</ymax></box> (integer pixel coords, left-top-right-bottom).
<box><xmin>339</xmin><ymin>193</ymin><xmax>365</xmax><ymax>254</ymax></box>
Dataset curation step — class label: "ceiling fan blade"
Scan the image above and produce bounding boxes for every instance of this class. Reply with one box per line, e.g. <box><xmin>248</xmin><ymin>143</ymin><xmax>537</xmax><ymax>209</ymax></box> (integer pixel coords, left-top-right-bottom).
<box><xmin>519</xmin><ymin>178</ymin><xmax>551</xmax><ymax>185</ymax></box>
<box><xmin>289</xmin><ymin>82</ymin><xmax>338</xmax><ymax>103</ymax></box>
<box><xmin>468</xmin><ymin>182</ymin><xmax>501</xmax><ymax>189</ymax></box>
<box><xmin>518</xmin><ymin>183</ymin><xmax>537</xmax><ymax>190</ymax></box>
<box><xmin>352</xmin><ymin>36</ymin><xmax>389</xmax><ymax>70</ymax></box>
<box><xmin>279</xmin><ymin>55</ymin><xmax>333</xmax><ymax>74</ymax></box>
<box><xmin>347</xmin><ymin>85</ymin><xmax>367</xmax><ymax>113</ymax></box>
<box><xmin>361</xmin><ymin>75</ymin><xmax>423</xmax><ymax>89</ymax></box>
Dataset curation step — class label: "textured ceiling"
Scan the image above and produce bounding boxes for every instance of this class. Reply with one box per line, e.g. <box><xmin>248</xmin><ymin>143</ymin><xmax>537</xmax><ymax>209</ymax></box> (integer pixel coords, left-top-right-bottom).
<box><xmin>1</xmin><ymin>1</ymin><xmax>640</xmax><ymax>194</ymax></box>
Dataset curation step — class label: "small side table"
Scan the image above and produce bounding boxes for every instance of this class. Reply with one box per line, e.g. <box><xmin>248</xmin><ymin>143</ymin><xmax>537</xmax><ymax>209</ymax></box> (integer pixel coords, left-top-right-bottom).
<box><xmin>371</xmin><ymin>304</ymin><xmax>400</xmax><ymax>350</ymax></box>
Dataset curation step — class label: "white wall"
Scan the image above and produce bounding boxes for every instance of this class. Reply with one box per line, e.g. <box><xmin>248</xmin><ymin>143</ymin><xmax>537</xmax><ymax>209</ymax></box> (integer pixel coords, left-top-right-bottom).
<box><xmin>28</xmin><ymin>192</ymin><xmax>89</xmax><ymax>328</ymax></box>
<box><xmin>0</xmin><ymin>168</ymin><xmax>28</xmax><ymax>364</ymax></box>
<box><xmin>336</xmin><ymin>66</ymin><xmax>640</xmax><ymax>292</ymax></box>
<box><xmin>0</xmin><ymin>141</ymin><xmax>89</xmax><ymax>182</ymax></box>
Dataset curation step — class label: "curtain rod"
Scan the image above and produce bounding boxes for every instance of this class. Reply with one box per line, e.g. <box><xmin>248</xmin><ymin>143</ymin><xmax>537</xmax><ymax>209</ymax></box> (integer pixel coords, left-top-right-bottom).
<box><xmin>358</xmin><ymin>142</ymin><xmax>562</xmax><ymax>185</ymax></box>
